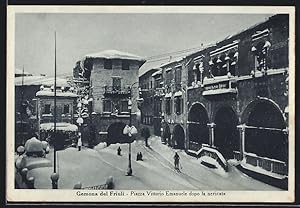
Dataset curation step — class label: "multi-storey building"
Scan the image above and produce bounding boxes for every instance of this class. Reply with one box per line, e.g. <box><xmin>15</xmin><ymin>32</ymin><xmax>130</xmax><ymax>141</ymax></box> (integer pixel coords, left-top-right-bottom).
<box><xmin>185</xmin><ymin>14</ymin><xmax>289</xmax><ymax>188</ymax></box>
<box><xmin>139</xmin><ymin>68</ymin><xmax>158</xmax><ymax>134</ymax></box>
<box><xmin>15</xmin><ymin>71</ymin><xmax>71</xmax><ymax>148</ymax></box>
<box><xmin>73</xmin><ymin>50</ymin><xmax>146</xmax><ymax>144</ymax></box>
<box><xmin>160</xmin><ymin>57</ymin><xmax>189</xmax><ymax>149</ymax></box>
<box><xmin>141</xmin><ymin>14</ymin><xmax>289</xmax><ymax>188</ymax></box>
<box><xmin>152</xmin><ymin>68</ymin><xmax>164</xmax><ymax>136</ymax></box>
<box><xmin>35</xmin><ymin>86</ymin><xmax>78</xmax><ymax>149</ymax></box>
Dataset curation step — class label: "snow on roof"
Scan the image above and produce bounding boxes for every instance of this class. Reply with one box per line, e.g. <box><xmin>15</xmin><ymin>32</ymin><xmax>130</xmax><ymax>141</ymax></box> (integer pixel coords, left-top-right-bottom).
<box><xmin>174</xmin><ymin>91</ymin><xmax>183</xmax><ymax>97</ymax></box>
<box><xmin>15</xmin><ymin>76</ymin><xmax>70</xmax><ymax>87</ymax></box>
<box><xmin>15</xmin><ymin>68</ymin><xmax>32</xmax><ymax>76</ymax></box>
<box><xmin>40</xmin><ymin>122</ymin><xmax>78</xmax><ymax>132</ymax></box>
<box><xmin>165</xmin><ymin>92</ymin><xmax>172</xmax><ymax>98</ymax></box>
<box><xmin>84</xmin><ymin>49</ymin><xmax>146</xmax><ymax>62</ymax></box>
<box><xmin>139</xmin><ymin>52</ymin><xmax>195</xmax><ymax>77</ymax></box>
<box><xmin>36</xmin><ymin>90</ymin><xmax>78</xmax><ymax>98</ymax></box>
<box><xmin>152</xmin><ymin>69</ymin><xmax>162</xmax><ymax>77</ymax></box>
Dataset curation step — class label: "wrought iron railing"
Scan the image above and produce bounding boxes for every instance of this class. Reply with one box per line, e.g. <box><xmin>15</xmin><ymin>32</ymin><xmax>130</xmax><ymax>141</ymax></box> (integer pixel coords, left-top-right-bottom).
<box><xmin>104</xmin><ymin>86</ymin><xmax>130</xmax><ymax>95</ymax></box>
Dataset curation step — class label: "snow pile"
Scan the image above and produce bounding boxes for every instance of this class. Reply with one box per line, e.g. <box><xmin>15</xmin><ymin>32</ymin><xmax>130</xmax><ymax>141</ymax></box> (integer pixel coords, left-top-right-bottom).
<box><xmin>94</xmin><ymin>142</ymin><xmax>107</xmax><ymax>150</ymax></box>
<box><xmin>25</xmin><ymin>137</ymin><xmax>44</xmax><ymax>153</ymax></box>
<box><xmin>200</xmin><ymin>146</ymin><xmax>227</xmax><ymax>166</ymax></box>
<box><xmin>199</xmin><ymin>155</ymin><xmax>227</xmax><ymax>177</ymax></box>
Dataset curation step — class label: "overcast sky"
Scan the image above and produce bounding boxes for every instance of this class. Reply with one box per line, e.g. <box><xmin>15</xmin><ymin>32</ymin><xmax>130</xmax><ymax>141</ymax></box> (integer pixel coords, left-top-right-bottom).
<box><xmin>15</xmin><ymin>13</ymin><xmax>274</xmax><ymax>77</ymax></box>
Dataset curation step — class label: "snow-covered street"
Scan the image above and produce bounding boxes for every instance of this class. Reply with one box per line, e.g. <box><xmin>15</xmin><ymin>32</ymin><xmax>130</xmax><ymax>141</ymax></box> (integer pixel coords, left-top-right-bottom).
<box><xmin>27</xmin><ymin>136</ymin><xmax>281</xmax><ymax>190</ymax></box>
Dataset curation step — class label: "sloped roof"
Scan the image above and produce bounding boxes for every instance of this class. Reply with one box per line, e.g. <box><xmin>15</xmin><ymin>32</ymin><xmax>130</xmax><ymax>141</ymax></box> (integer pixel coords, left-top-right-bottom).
<box><xmin>139</xmin><ymin>51</ymin><xmax>198</xmax><ymax>77</ymax></box>
<box><xmin>36</xmin><ymin>90</ymin><xmax>78</xmax><ymax>98</ymax></box>
<box><xmin>40</xmin><ymin>122</ymin><xmax>78</xmax><ymax>132</ymax></box>
<box><xmin>15</xmin><ymin>76</ymin><xmax>70</xmax><ymax>87</ymax></box>
<box><xmin>84</xmin><ymin>49</ymin><xmax>146</xmax><ymax>62</ymax></box>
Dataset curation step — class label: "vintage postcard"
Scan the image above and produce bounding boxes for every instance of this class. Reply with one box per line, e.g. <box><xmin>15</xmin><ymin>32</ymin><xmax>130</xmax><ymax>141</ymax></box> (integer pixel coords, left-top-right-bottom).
<box><xmin>6</xmin><ymin>5</ymin><xmax>295</xmax><ymax>203</ymax></box>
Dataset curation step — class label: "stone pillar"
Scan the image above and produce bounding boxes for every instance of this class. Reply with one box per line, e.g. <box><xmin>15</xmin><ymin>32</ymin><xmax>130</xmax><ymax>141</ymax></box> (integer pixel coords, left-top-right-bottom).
<box><xmin>207</xmin><ymin>123</ymin><xmax>216</xmax><ymax>147</ymax></box>
<box><xmin>237</xmin><ymin>124</ymin><xmax>246</xmax><ymax>160</ymax></box>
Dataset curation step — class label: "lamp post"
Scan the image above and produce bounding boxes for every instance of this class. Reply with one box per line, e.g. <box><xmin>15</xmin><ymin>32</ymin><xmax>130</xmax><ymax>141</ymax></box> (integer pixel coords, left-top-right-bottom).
<box><xmin>127</xmin><ymin>99</ymin><xmax>133</xmax><ymax>176</ymax></box>
<box><xmin>123</xmin><ymin>82</ymin><xmax>139</xmax><ymax>176</ymax></box>
<box><xmin>76</xmin><ymin>102</ymin><xmax>84</xmax><ymax>144</ymax></box>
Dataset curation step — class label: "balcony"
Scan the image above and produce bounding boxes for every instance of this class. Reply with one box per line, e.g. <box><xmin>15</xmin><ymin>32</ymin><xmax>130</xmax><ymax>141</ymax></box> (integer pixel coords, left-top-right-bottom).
<box><xmin>104</xmin><ymin>86</ymin><xmax>130</xmax><ymax>97</ymax></box>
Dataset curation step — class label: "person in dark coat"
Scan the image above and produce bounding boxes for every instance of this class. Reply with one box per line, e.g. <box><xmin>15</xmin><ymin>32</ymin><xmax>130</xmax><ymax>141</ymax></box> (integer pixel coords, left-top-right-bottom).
<box><xmin>136</xmin><ymin>152</ymin><xmax>144</xmax><ymax>161</ymax></box>
<box><xmin>141</xmin><ymin>127</ymin><xmax>150</xmax><ymax>147</ymax></box>
<box><xmin>174</xmin><ymin>152</ymin><xmax>180</xmax><ymax>170</ymax></box>
<box><xmin>139</xmin><ymin>152</ymin><xmax>143</xmax><ymax>161</ymax></box>
<box><xmin>117</xmin><ymin>146</ymin><xmax>122</xmax><ymax>156</ymax></box>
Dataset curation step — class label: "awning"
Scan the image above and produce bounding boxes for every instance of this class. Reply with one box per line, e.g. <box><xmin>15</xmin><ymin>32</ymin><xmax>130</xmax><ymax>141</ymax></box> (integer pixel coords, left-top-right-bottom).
<box><xmin>40</xmin><ymin>122</ymin><xmax>78</xmax><ymax>132</ymax></box>
<box><xmin>174</xmin><ymin>91</ymin><xmax>183</xmax><ymax>97</ymax></box>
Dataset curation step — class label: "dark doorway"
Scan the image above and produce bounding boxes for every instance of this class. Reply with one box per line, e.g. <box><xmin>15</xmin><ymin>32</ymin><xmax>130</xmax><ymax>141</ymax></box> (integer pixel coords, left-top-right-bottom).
<box><xmin>173</xmin><ymin>125</ymin><xmax>185</xmax><ymax>149</ymax></box>
<box><xmin>214</xmin><ymin>107</ymin><xmax>239</xmax><ymax>159</ymax></box>
<box><xmin>188</xmin><ymin>103</ymin><xmax>209</xmax><ymax>146</ymax></box>
<box><xmin>162</xmin><ymin>124</ymin><xmax>171</xmax><ymax>145</ymax></box>
<box><xmin>107</xmin><ymin>122</ymin><xmax>127</xmax><ymax>145</ymax></box>
<box><xmin>245</xmin><ymin>101</ymin><xmax>287</xmax><ymax>162</ymax></box>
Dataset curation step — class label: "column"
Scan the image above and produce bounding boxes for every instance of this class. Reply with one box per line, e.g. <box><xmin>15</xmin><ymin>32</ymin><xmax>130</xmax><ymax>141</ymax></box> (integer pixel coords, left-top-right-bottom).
<box><xmin>207</xmin><ymin>123</ymin><xmax>216</xmax><ymax>147</ymax></box>
<box><xmin>237</xmin><ymin>124</ymin><xmax>246</xmax><ymax>160</ymax></box>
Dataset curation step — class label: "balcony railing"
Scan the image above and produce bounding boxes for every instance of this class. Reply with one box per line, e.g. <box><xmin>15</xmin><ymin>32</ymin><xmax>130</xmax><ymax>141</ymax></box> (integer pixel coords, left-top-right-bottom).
<box><xmin>104</xmin><ymin>86</ymin><xmax>130</xmax><ymax>96</ymax></box>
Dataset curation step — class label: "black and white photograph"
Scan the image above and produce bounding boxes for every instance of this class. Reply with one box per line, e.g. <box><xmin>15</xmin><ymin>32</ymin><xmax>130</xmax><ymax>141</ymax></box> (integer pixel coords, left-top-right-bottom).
<box><xmin>7</xmin><ymin>6</ymin><xmax>295</xmax><ymax>203</ymax></box>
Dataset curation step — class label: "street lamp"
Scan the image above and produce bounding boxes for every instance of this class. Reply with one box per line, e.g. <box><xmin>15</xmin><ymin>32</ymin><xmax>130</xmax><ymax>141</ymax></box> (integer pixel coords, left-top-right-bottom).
<box><xmin>123</xmin><ymin>82</ymin><xmax>139</xmax><ymax>176</ymax></box>
<box><xmin>76</xmin><ymin>102</ymin><xmax>84</xmax><ymax>145</ymax></box>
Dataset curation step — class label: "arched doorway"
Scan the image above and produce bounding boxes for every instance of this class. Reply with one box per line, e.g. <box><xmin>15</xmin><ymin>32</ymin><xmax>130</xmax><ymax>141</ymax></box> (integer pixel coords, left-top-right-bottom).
<box><xmin>214</xmin><ymin>107</ymin><xmax>239</xmax><ymax>159</ymax></box>
<box><xmin>173</xmin><ymin>125</ymin><xmax>185</xmax><ymax>149</ymax></box>
<box><xmin>162</xmin><ymin>123</ymin><xmax>171</xmax><ymax>146</ymax></box>
<box><xmin>107</xmin><ymin>122</ymin><xmax>127</xmax><ymax>145</ymax></box>
<box><xmin>244</xmin><ymin>100</ymin><xmax>287</xmax><ymax>162</ymax></box>
<box><xmin>187</xmin><ymin>103</ymin><xmax>209</xmax><ymax>148</ymax></box>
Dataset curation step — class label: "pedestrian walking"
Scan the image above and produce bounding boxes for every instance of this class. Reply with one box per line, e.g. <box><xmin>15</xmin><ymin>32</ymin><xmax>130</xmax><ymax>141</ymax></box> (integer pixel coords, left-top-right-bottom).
<box><xmin>117</xmin><ymin>146</ymin><xmax>122</xmax><ymax>156</ymax></box>
<box><xmin>77</xmin><ymin>133</ymin><xmax>82</xmax><ymax>151</ymax></box>
<box><xmin>136</xmin><ymin>152</ymin><xmax>143</xmax><ymax>161</ymax></box>
<box><xmin>174</xmin><ymin>152</ymin><xmax>180</xmax><ymax>170</ymax></box>
<box><xmin>139</xmin><ymin>152</ymin><xmax>143</xmax><ymax>161</ymax></box>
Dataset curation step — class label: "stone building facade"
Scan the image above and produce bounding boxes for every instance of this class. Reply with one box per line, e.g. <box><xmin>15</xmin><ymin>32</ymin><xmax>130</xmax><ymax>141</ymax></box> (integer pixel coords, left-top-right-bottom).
<box><xmin>74</xmin><ymin>50</ymin><xmax>146</xmax><ymax>144</ymax></box>
<box><xmin>15</xmin><ymin>73</ymin><xmax>71</xmax><ymax>148</ymax></box>
<box><xmin>160</xmin><ymin>58</ymin><xmax>189</xmax><ymax>149</ymax></box>
<box><xmin>141</xmin><ymin>14</ymin><xmax>290</xmax><ymax>188</ymax></box>
<box><xmin>139</xmin><ymin>68</ymin><xmax>158</xmax><ymax>135</ymax></box>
